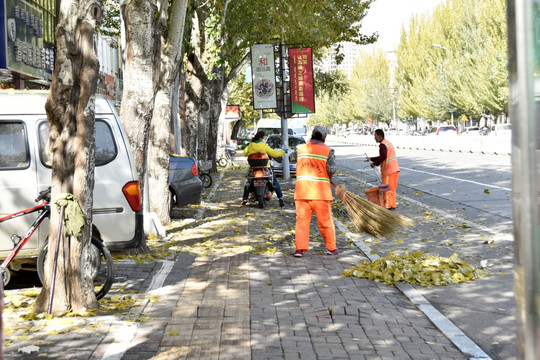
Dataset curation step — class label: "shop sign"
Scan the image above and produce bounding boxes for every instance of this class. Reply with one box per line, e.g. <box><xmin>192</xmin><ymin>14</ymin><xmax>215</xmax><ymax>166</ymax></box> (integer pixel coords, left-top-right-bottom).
<box><xmin>2</xmin><ymin>0</ymin><xmax>54</xmax><ymax>82</ymax></box>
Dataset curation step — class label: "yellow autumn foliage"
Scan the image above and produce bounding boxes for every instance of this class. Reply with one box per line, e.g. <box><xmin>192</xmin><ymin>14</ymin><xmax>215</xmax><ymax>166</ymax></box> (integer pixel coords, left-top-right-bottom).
<box><xmin>342</xmin><ymin>250</ymin><xmax>485</xmax><ymax>286</ymax></box>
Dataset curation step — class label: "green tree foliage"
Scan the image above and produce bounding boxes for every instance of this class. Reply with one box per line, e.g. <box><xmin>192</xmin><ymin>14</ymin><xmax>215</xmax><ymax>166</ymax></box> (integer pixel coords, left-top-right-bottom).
<box><xmin>100</xmin><ymin>0</ymin><xmax>121</xmax><ymax>38</ymax></box>
<box><xmin>181</xmin><ymin>0</ymin><xmax>378</xmax><ymax>159</ymax></box>
<box><xmin>349</xmin><ymin>48</ymin><xmax>392</xmax><ymax>124</ymax></box>
<box><xmin>314</xmin><ymin>69</ymin><xmax>350</xmax><ymax>98</ymax></box>
<box><xmin>227</xmin><ymin>74</ymin><xmax>259</xmax><ymax>132</ymax></box>
<box><xmin>396</xmin><ymin>0</ymin><xmax>508</xmax><ymax>121</ymax></box>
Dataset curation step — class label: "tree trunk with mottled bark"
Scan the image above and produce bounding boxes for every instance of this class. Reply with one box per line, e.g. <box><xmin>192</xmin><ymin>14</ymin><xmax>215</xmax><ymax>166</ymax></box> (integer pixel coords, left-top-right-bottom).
<box><xmin>148</xmin><ymin>0</ymin><xmax>188</xmax><ymax>225</ymax></box>
<box><xmin>34</xmin><ymin>0</ymin><xmax>102</xmax><ymax>315</ymax></box>
<box><xmin>119</xmin><ymin>0</ymin><xmax>160</xmax><ymax>237</ymax></box>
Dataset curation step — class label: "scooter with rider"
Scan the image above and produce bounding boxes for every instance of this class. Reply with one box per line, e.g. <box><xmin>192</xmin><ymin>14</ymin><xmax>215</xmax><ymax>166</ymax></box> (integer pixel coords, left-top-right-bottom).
<box><xmin>241</xmin><ymin>131</ymin><xmax>286</xmax><ymax>208</ymax></box>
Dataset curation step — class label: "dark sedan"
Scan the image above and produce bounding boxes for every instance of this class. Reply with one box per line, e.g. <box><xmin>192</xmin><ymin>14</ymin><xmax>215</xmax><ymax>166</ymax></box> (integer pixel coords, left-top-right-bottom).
<box><xmin>169</xmin><ymin>155</ymin><xmax>203</xmax><ymax>212</ymax></box>
<box><xmin>266</xmin><ymin>134</ymin><xmax>306</xmax><ymax>177</ymax></box>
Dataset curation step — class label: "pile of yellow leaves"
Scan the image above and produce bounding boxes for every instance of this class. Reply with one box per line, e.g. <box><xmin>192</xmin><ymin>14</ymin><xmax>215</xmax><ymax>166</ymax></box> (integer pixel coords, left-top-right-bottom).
<box><xmin>342</xmin><ymin>250</ymin><xmax>485</xmax><ymax>286</ymax></box>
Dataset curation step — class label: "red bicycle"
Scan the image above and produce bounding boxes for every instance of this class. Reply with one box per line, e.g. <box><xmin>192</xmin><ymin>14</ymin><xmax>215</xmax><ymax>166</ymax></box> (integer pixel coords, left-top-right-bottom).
<box><xmin>0</xmin><ymin>188</ymin><xmax>114</xmax><ymax>299</ymax></box>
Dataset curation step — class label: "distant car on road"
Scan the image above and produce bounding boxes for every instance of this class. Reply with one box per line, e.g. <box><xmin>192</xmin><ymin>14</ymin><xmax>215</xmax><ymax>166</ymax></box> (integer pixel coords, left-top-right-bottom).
<box><xmin>435</xmin><ymin>125</ymin><xmax>459</xmax><ymax>135</ymax></box>
<box><xmin>491</xmin><ymin>124</ymin><xmax>512</xmax><ymax>136</ymax></box>
<box><xmin>169</xmin><ymin>156</ymin><xmax>202</xmax><ymax>213</ymax></box>
<box><xmin>266</xmin><ymin>134</ymin><xmax>306</xmax><ymax>177</ymax></box>
<box><xmin>462</xmin><ymin>126</ymin><xmax>480</xmax><ymax>135</ymax></box>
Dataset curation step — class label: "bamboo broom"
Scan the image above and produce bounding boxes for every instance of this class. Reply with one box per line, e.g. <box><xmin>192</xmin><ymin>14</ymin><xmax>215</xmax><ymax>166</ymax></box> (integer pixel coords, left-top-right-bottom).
<box><xmin>332</xmin><ymin>181</ymin><xmax>413</xmax><ymax>238</ymax></box>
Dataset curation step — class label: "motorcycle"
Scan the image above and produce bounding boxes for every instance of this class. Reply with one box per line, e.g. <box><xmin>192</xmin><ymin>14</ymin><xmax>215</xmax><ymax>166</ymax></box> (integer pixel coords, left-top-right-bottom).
<box><xmin>246</xmin><ymin>153</ymin><xmax>275</xmax><ymax>208</ymax></box>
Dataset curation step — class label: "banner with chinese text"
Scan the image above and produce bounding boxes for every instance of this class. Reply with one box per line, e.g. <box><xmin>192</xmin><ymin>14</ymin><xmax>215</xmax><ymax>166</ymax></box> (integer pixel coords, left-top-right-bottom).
<box><xmin>251</xmin><ymin>44</ymin><xmax>277</xmax><ymax>109</ymax></box>
<box><xmin>289</xmin><ymin>48</ymin><xmax>315</xmax><ymax>114</ymax></box>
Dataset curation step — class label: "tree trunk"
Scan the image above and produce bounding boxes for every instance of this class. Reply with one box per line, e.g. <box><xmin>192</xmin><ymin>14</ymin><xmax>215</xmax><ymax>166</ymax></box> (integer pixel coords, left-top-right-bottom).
<box><xmin>184</xmin><ymin>49</ymin><xmax>226</xmax><ymax>168</ymax></box>
<box><xmin>231</xmin><ymin>120</ymin><xmax>241</xmax><ymax>139</ymax></box>
<box><xmin>34</xmin><ymin>0</ymin><xmax>102</xmax><ymax>315</ymax></box>
<box><xmin>148</xmin><ymin>0</ymin><xmax>188</xmax><ymax>225</ymax></box>
<box><xmin>179</xmin><ymin>68</ymin><xmax>188</xmax><ymax>156</ymax></box>
<box><xmin>120</xmin><ymin>0</ymin><xmax>160</xmax><ymax>228</ymax></box>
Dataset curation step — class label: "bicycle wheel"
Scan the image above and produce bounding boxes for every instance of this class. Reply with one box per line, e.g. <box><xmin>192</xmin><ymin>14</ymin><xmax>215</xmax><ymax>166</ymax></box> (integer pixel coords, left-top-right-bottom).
<box><xmin>200</xmin><ymin>173</ymin><xmax>212</xmax><ymax>188</ymax></box>
<box><xmin>37</xmin><ymin>236</ymin><xmax>115</xmax><ymax>300</ymax></box>
<box><xmin>218</xmin><ymin>157</ymin><xmax>228</xmax><ymax>167</ymax></box>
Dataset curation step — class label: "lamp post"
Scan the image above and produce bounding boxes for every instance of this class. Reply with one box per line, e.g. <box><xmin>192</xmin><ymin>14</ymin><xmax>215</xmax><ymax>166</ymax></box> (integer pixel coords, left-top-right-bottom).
<box><xmin>388</xmin><ymin>51</ymin><xmax>398</xmax><ymax>130</ymax></box>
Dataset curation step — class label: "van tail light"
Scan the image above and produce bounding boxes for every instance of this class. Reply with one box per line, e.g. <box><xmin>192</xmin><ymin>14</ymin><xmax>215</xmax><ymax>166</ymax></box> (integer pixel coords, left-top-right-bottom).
<box><xmin>122</xmin><ymin>181</ymin><xmax>142</xmax><ymax>212</ymax></box>
<box><xmin>455</xmin><ymin>128</ymin><xmax>459</xmax><ymax>135</ymax></box>
<box><xmin>192</xmin><ymin>163</ymin><xmax>198</xmax><ymax>176</ymax></box>
<box><xmin>436</xmin><ymin>129</ymin><xmax>440</xmax><ymax>135</ymax></box>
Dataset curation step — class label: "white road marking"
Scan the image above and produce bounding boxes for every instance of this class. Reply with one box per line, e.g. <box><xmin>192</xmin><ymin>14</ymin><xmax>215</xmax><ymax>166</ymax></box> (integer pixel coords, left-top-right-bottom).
<box><xmin>399</xmin><ymin>166</ymin><xmax>511</xmax><ymax>191</ymax></box>
<box><xmin>101</xmin><ymin>260</ymin><xmax>175</xmax><ymax>360</ymax></box>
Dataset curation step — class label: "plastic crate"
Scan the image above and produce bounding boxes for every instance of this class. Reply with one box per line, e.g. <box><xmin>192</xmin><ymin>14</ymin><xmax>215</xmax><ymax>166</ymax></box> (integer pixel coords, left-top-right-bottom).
<box><xmin>365</xmin><ymin>187</ymin><xmax>383</xmax><ymax>207</ymax></box>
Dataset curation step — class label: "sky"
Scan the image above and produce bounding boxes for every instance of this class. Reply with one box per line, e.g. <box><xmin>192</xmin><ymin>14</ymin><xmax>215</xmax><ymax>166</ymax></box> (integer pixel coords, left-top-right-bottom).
<box><xmin>361</xmin><ymin>0</ymin><xmax>445</xmax><ymax>52</ymax></box>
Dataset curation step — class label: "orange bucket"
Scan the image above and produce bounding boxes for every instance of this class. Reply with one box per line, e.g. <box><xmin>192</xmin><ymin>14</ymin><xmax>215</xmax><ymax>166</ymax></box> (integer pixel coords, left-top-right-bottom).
<box><xmin>365</xmin><ymin>187</ymin><xmax>383</xmax><ymax>206</ymax></box>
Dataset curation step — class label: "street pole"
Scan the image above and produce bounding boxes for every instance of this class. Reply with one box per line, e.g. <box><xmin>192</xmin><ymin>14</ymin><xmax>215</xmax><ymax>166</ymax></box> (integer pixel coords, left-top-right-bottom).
<box><xmin>279</xmin><ymin>27</ymin><xmax>290</xmax><ymax>180</ymax></box>
<box><xmin>392</xmin><ymin>88</ymin><xmax>397</xmax><ymax>129</ymax></box>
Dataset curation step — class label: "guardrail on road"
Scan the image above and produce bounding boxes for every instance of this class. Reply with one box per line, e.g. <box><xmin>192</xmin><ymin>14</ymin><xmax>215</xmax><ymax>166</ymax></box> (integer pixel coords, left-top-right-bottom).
<box><xmin>330</xmin><ymin>134</ymin><xmax>511</xmax><ymax>155</ymax></box>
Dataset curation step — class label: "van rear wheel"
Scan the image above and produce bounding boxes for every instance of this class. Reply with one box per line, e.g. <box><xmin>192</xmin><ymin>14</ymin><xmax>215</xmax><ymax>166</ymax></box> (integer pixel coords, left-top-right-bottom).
<box><xmin>37</xmin><ymin>236</ymin><xmax>114</xmax><ymax>300</ymax></box>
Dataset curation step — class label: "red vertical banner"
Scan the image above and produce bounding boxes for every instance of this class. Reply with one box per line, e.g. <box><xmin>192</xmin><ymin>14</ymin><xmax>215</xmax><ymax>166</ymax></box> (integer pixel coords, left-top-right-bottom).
<box><xmin>289</xmin><ymin>48</ymin><xmax>315</xmax><ymax>114</ymax></box>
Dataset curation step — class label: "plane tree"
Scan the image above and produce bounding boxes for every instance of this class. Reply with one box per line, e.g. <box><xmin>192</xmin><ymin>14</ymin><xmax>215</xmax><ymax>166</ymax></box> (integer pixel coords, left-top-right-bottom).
<box><xmin>181</xmin><ymin>0</ymin><xmax>378</xmax><ymax>163</ymax></box>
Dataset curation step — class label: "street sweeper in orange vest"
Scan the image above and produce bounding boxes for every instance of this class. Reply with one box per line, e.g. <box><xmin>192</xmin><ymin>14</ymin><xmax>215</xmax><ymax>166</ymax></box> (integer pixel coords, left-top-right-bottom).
<box><xmin>293</xmin><ymin>126</ymin><xmax>338</xmax><ymax>257</ymax></box>
<box><xmin>367</xmin><ymin>129</ymin><xmax>400</xmax><ymax>210</ymax></box>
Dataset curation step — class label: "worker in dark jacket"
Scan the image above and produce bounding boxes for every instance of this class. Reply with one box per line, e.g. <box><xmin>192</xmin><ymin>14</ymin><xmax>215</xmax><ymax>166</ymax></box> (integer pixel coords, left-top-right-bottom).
<box><xmin>367</xmin><ymin>129</ymin><xmax>400</xmax><ymax>210</ymax></box>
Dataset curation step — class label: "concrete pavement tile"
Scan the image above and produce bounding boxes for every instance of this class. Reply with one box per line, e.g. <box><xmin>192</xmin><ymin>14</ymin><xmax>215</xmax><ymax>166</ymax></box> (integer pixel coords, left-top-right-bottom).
<box><xmin>154</xmin><ymin>346</ymin><xmax>189</xmax><ymax>360</ymax></box>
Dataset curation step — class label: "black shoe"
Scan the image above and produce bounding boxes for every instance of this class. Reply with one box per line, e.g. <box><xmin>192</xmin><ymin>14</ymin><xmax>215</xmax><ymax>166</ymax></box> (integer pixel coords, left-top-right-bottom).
<box><xmin>241</xmin><ymin>200</ymin><xmax>247</xmax><ymax>206</ymax></box>
<box><xmin>388</xmin><ymin>207</ymin><xmax>396</xmax><ymax>211</ymax></box>
<box><xmin>279</xmin><ymin>198</ymin><xmax>284</xmax><ymax>207</ymax></box>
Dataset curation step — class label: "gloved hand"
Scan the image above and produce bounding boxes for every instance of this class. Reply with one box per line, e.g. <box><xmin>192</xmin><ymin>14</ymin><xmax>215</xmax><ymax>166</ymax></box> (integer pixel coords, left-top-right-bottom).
<box><xmin>284</xmin><ymin>149</ymin><xmax>289</xmax><ymax>154</ymax></box>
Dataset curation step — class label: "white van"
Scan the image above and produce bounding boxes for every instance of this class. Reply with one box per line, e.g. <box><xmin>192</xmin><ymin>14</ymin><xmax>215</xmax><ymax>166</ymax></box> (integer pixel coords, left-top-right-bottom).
<box><xmin>256</xmin><ymin>118</ymin><xmax>294</xmax><ymax>136</ymax></box>
<box><xmin>0</xmin><ymin>91</ymin><xmax>144</xmax><ymax>271</ymax></box>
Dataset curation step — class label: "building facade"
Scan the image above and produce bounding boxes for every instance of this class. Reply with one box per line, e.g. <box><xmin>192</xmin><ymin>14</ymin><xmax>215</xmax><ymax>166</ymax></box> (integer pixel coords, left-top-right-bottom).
<box><xmin>1</xmin><ymin>0</ymin><xmax>122</xmax><ymax>103</ymax></box>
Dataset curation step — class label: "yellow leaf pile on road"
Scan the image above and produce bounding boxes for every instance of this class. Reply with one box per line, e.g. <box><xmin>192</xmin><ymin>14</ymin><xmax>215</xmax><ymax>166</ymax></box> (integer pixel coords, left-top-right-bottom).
<box><xmin>342</xmin><ymin>251</ymin><xmax>485</xmax><ymax>286</ymax></box>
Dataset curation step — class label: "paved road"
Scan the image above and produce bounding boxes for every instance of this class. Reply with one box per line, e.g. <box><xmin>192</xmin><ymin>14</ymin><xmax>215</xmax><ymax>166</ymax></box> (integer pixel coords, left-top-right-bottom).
<box><xmin>329</xmin><ymin>137</ymin><xmax>516</xmax><ymax>360</ymax></box>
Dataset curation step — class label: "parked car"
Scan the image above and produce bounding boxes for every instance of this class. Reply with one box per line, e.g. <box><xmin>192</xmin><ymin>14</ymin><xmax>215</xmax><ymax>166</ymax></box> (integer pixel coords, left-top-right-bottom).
<box><xmin>0</xmin><ymin>91</ymin><xmax>145</xmax><ymax>272</ymax></box>
<box><xmin>491</xmin><ymin>123</ymin><xmax>512</xmax><ymax>136</ymax></box>
<box><xmin>435</xmin><ymin>125</ymin><xmax>459</xmax><ymax>135</ymax></box>
<box><xmin>265</xmin><ymin>134</ymin><xmax>307</xmax><ymax>177</ymax></box>
<box><xmin>169</xmin><ymin>156</ymin><xmax>203</xmax><ymax>212</ymax></box>
<box><xmin>462</xmin><ymin>126</ymin><xmax>480</xmax><ymax>135</ymax></box>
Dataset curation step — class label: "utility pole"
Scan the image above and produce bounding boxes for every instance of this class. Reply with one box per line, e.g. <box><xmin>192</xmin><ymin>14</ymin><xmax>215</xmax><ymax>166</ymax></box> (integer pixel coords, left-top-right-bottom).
<box><xmin>278</xmin><ymin>27</ymin><xmax>290</xmax><ymax>180</ymax></box>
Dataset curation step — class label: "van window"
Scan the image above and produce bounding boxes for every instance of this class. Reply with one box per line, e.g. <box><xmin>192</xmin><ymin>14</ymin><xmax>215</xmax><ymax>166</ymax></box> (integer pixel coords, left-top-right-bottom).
<box><xmin>38</xmin><ymin>119</ymin><xmax>118</xmax><ymax>167</ymax></box>
<box><xmin>0</xmin><ymin>122</ymin><xmax>30</xmax><ymax>169</ymax></box>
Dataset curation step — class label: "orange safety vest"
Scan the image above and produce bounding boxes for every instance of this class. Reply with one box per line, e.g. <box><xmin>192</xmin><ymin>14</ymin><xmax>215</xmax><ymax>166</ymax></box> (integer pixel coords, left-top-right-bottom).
<box><xmin>294</xmin><ymin>142</ymin><xmax>333</xmax><ymax>200</ymax></box>
<box><xmin>381</xmin><ymin>139</ymin><xmax>400</xmax><ymax>177</ymax></box>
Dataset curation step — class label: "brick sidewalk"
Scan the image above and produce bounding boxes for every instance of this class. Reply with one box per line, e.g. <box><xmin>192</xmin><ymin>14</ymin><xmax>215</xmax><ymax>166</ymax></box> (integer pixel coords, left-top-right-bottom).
<box><xmin>3</xmin><ymin>164</ymin><xmax>468</xmax><ymax>359</ymax></box>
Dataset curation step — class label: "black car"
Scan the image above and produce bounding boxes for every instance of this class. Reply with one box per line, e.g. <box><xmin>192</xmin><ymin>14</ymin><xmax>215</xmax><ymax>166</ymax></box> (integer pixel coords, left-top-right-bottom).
<box><xmin>169</xmin><ymin>155</ymin><xmax>203</xmax><ymax>213</ymax></box>
<box><xmin>266</xmin><ymin>134</ymin><xmax>307</xmax><ymax>177</ymax></box>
